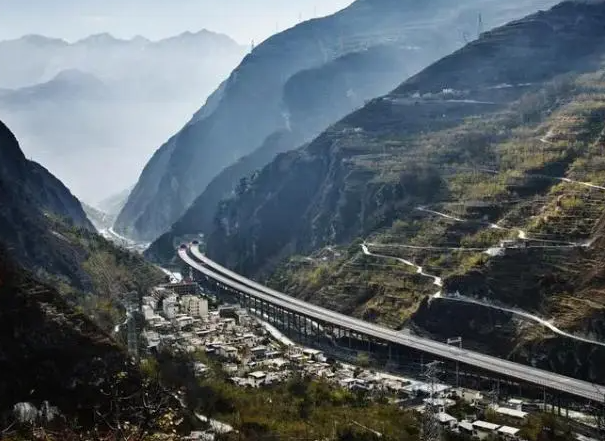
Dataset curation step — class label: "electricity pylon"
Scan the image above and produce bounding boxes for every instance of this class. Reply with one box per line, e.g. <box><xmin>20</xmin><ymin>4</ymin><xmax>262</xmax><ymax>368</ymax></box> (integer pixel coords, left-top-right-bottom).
<box><xmin>421</xmin><ymin>361</ymin><xmax>443</xmax><ymax>441</ymax></box>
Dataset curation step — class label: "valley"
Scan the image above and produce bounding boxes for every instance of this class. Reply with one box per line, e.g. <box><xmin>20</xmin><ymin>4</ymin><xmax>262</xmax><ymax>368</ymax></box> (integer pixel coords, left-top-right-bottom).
<box><xmin>0</xmin><ymin>31</ymin><xmax>246</xmax><ymax>204</ymax></box>
<box><xmin>3</xmin><ymin>0</ymin><xmax>605</xmax><ymax>439</ymax></box>
<box><xmin>124</xmin><ymin>0</ymin><xmax>561</xmax><ymax>245</ymax></box>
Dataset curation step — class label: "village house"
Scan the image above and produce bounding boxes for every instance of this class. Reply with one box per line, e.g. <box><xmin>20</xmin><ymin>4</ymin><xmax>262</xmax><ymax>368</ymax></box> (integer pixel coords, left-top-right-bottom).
<box><xmin>434</xmin><ymin>412</ymin><xmax>458</xmax><ymax>430</ymax></box>
<box><xmin>458</xmin><ymin>421</ymin><xmax>475</xmax><ymax>437</ymax></box>
<box><xmin>495</xmin><ymin>406</ymin><xmax>528</xmax><ymax>420</ymax></box>
<box><xmin>223</xmin><ymin>363</ymin><xmax>239</xmax><ymax>375</ymax></box>
<box><xmin>472</xmin><ymin>421</ymin><xmax>500</xmax><ymax>440</ymax></box>
<box><xmin>251</xmin><ymin>345</ymin><xmax>268</xmax><ymax>360</ymax></box>
<box><xmin>247</xmin><ymin>371</ymin><xmax>267</xmax><ymax>387</ymax></box>
<box><xmin>181</xmin><ymin>295</ymin><xmax>209</xmax><ymax>320</ymax></box>
<box><xmin>497</xmin><ymin>425</ymin><xmax>521</xmax><ymax>440</ymax></box>
<box><xmin>218</xmin><ymin>345</ymin><xmax>239</xmax><ymax>360</ymax></box>
<box><xmin>302</xmin><ymin>348</ymin><xmax>327</xmax><ymax>362</ymax></box>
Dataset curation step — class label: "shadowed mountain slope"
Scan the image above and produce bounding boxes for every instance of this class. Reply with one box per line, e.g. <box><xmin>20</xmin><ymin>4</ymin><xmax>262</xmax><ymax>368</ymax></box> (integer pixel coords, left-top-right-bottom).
<box><xmin>204</xmin><ymin>1</ymin><xmax>605</xmax><ymax>381</ymax></box>
<box><xmin>118</xmin><ymin>0</ymin><xmax>559</xmax><ymax>243</ymax></box>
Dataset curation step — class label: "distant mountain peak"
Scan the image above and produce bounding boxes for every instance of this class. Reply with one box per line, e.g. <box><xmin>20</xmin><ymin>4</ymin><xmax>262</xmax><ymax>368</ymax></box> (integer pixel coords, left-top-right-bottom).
<box><xmin>158</xmin><ymin>29</ymin><xmax>241</xmax><ymax>47</ymax></box>
<box><xmin>130</xmin><ymin>35</ymin><xmax>150</xmax><ymax>44</ymax></box>
<box><xmin>49</xmin><ymin>69</ymin><xmax>105</xmax><ymax>89</ymax></box>
<box><xmin>178</xmin><ymin>29</ymin><xmax>216</xmax><ymax>37</ymax></box>
<box><xmin>15</xmin><ymin>34</ymin><xmax>68</xmax><ymax>46</ymax></box>
<box><xmin>75</xmin><ymin>33</ymin><xmax>120</xmax><ymax>45</ymax></box>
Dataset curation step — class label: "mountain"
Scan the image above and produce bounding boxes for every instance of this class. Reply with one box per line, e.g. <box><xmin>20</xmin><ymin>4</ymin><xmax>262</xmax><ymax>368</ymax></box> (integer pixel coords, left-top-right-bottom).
<box><xmin>0</xmin><ymin>119</ymin><xmax>193</xmax><ymax>436</ymax></box>
<box><xmin>204</xmin><ymin>0</ymin><xmax>605</xmax><ymax>382</ymax></box>
<box><xmin>0</xmin><ymin>31</ymin><xmax>246</xmax><ymax>204</ymax></box>
<box><xmin>0</xmin><ymin>35</ymin><xmax>68</xmax><ymax>90</ymax></box>
<box><xmin>83</xmin><ymin>203</ymin><xmax>116</xmax><ymax>231</ymax></box>
<box><xmin>0</xmin><ymin>31</ymin><xmax>243</xmax><ymax>91</ymax></box>
<box><xmin>0</xmin><ymin>69</ymin><xmax>108</xmax><ymax>105</ymax></box>
<box><xmin>97</xmin><ymin>187</ymin><xmax>132</xmax><ymax>216</ymax></box>
<box><xmin>144</xmin><ymin>43</ymin><xmax>417</xmax><ymax>261</ymax></box>
<box><xmin>0</xmin><ymin>249</ymin><xmax>188</xmax><ymax>438</ymax></box>
<box><xmin>0</xmin><ymin>118</ymin><xmax>93</xmax><ymax>234</ymax></box>
<box><xmin>0</xmin><ymin>119</ymin><xmax>163</xmax><ymax>330</ymax></box>
<box><xmin>117</xmin><ymin>0</ymin><xmax>560</xmax><ymax>243</ymax></box>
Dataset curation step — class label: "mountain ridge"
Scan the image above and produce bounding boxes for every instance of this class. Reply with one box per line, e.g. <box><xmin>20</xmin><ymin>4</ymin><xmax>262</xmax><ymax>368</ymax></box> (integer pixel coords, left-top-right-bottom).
<box><xmin>0</xmin><ymin>119</ymin><xmax>163</xmax><ymax>335</ymax></box>
<box><xmin>203</xmin><ymin>0</ymin><xmax>605</xmax><ymax>381</ymax></box>
<box><xmin>118</xmin><ymin>0</ymin><xmax>561</xmax><ymax>243</ymax></box>
<box><xmin>0</xmin><ymin>29</ymin><xmax>246</xmax><ymax>203</ymax></box>
<box><xmin>145</xmin><ymin>43</ymin><xmax>423</xmax><ymax>262</ymax></box>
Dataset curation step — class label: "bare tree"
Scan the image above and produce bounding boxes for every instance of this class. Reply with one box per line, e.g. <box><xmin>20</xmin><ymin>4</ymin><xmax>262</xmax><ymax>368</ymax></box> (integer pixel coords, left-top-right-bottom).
<box><xmin>95</xmin><ymin>371</ymin><xmax>176</xmax><ymax>441</ymax></box>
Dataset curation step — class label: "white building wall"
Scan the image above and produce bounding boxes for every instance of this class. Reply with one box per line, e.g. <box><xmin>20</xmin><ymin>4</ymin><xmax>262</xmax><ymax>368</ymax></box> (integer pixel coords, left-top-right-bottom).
<box><xmin>181</xmin><ymin>296</ymin><xmax>209</xmax><ymax>319</ymax></box>
<box><xmin>142</xmin><ymin>305</ymin><xmax>154</xmax><ymax>320</ymax></box>
<box><xmin>163</xmin><ymin>295</ymin><xmax>179</xmax><ymax>319</ymax></box>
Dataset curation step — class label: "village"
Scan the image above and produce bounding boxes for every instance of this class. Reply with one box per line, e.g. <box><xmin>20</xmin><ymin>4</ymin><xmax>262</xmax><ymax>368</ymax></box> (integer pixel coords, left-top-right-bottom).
<box><xmin>138</xmin><ymin>279</ymin><xmax>599</xmax><ymax>441</ymax></box>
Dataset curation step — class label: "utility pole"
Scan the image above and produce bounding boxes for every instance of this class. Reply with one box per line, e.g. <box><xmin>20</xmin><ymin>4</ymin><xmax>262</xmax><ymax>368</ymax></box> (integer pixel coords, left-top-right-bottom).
<box><xmin>447</xmin><ymin>337</ymin><xmax>462</xmax><ymax>389</ymax></box>
<box><xmin>422</xmin><ymin>361</ymin><xmax>443</xmax><ymax>441</ymax></box>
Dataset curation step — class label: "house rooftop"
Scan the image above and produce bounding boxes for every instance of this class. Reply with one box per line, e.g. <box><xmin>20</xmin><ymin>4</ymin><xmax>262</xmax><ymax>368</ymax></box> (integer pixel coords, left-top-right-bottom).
<box><xmin>496</xmin><ymin>407</ymin><xmax>528</xmax><ymax>419</ymax></box>
<box><xmin>423</xmin><ymin>398</ymin><xmax>453</xmax><ymax>407</ymax></box>
<box><xmin>472</xmin><ymin>420</ymin><xmax>500</xmax><ymax>431</ymax></box>
<box><xmin>340</xmin><ymin>378</ymin><xmax>356</xmax><ymax>384</ymax></box>
<box><xmin>458</xmin><ymin>421</ymin><xmax>474</xmax><ymax>432</ymax></box>
<box><xmin>498</xmin><ymin>426</ymin><xmax>520</xmax><ymax>436</ymax></box>
<box><xmin>435</xmin><ymin>413</ymin><xmax>457</xmax><ymax>423</ymax></box>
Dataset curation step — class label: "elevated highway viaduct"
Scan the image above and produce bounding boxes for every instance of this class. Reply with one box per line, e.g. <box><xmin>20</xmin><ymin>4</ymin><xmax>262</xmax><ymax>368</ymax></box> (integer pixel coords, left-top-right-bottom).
<box><xmin>178</xmin><ymin>244</ymin><xmax>605</xmax><ymax>408</ymax></box>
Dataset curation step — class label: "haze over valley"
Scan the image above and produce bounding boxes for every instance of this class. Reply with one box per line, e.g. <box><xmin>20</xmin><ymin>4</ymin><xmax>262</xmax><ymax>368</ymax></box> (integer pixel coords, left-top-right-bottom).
<box><xmin>0</xmin><ymin>31</ymin><xmax>246</xmax><ymax>204</ymax></box>
<box><xmin>118</xmin><ymin>0</ymin><xmax>561</xmax><ymax>243</ymax></box>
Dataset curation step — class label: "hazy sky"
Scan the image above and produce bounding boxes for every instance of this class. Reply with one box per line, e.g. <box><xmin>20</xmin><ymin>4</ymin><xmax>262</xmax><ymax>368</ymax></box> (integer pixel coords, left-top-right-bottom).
<box><xmin>0</xmin><ymin>0</ymin><xmax>354</xmax><ymax>44</ymax></box>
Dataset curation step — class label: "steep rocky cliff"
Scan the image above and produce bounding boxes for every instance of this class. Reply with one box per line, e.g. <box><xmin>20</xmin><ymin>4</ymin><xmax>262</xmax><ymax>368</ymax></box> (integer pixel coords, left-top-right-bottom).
<box><xmin>118</xmin><ymin>0</ymin><xmax>560</xmax><ymax>243</ymax></box>
<box><xmin>206</xmin><ymin>1</ymin><xmax>605</xmax><ymax>381</ymax></box>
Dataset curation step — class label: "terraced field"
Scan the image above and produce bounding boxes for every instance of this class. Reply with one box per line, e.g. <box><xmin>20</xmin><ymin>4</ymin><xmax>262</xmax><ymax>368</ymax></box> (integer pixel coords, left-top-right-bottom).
<box><xmin>208</xmin><ymin>2</ymin><xmax>605</xmax><ymax>381</ymax></box>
